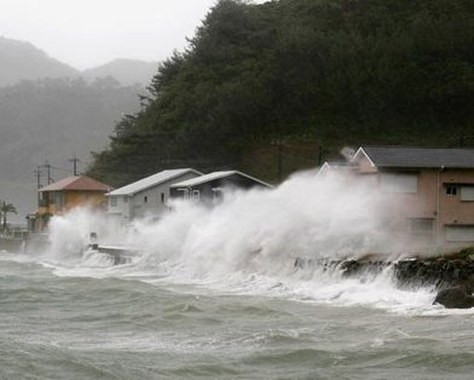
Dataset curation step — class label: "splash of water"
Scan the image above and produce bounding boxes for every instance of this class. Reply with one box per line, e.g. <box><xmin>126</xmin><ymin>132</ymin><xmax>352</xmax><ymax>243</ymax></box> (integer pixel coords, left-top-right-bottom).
<box><xmin>129</xmin><ymin>170</ymin><xmax>396</xmax><ymax>278</ymax></box>
<box><xmin>46</xmin><ymin>170</ymin><xmax>411</xmax><ymax>271</ymax></box>
<box><xmin>43</xmin><ymin>170</ymin><xmax>447</xmax><ymax>312</ymax></box>
<box><xmin>47</xmin><ymin>206</ymin><xmax>125</xmax><ymax>263</ymax></box>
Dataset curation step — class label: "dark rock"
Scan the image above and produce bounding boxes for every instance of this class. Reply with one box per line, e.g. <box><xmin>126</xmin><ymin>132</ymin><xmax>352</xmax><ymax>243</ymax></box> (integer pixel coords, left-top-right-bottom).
<box><xmin>433</xmin><ymin>286</ymin><xmax>474</xmax><ymax>309</ymax></box>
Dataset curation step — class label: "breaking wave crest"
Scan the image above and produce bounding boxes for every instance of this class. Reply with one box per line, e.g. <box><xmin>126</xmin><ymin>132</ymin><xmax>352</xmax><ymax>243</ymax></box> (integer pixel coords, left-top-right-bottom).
<box><xmin>40</xmin><ymin>170</ymin><xmax>464</xmax><ymax>313</ymax></box>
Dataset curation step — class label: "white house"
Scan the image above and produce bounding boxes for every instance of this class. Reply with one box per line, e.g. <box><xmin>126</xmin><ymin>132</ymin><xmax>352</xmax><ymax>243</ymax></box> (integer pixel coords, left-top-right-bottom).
<box><xmin>106</xmin><ymin>168</ymin><xmax>202</xmax><ymax>223</ymax></box>
<box><xmin>169</xmin><ymin>170</ymin><xmax>272</xmax><ymax>204</ymax></box>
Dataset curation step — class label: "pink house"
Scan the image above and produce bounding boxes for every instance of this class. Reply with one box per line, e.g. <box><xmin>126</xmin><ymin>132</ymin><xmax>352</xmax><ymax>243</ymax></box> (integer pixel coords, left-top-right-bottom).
<box><xmin>323</xmin><ymin>146</ymin><xmax>474</xmax><ymax>245</ymax></box>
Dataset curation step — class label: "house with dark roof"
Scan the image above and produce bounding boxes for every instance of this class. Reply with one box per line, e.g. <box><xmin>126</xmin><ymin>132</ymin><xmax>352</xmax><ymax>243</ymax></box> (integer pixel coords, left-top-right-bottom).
<box><xmin>106</xmin><ymin>168</ymin><xmax>202</xmax><ymax>222</ymax></box>
<box><xmin>169</xmin><ymin>170</ymin><xmax>272</xmax><ymax>204</ymax></box>
<box><xmin>349</xmin><ymin>146</ymin><xmax>474</xmax><ymax>244</ymax></box>
<box><xmin>33</xmin><ymin>176</ymin><xmax>112</xmax><ymax>231</ymax></box>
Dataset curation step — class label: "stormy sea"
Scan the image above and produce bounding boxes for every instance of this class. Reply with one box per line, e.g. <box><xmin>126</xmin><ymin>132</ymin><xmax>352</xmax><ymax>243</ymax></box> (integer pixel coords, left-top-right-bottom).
<box><xmin>1</xmin><ymin>171</ymin><xmax>473</xmax><ymax>379</ymax></box>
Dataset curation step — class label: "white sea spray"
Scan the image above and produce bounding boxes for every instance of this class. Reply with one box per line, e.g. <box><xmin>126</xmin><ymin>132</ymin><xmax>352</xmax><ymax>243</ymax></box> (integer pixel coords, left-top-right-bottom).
<box><xmin>44</xmin><ymin>170</ymin><xmax>448</xmax><ymax>312</ymax></box>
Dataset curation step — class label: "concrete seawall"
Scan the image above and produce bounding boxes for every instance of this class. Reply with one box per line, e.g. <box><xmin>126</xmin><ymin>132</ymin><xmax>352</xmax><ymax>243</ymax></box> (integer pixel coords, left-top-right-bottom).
<box><xmin>294</xmin><ymin>252</ymin><xmax>474</xmax><ymax>291</ymax></box>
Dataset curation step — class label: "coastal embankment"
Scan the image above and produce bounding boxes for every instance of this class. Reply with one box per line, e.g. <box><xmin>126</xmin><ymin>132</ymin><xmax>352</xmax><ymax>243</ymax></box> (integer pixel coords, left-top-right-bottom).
<box><xmin>295</xmin><ymin>249</ymin><xmax>474</xmax><ymax>293</ymax></box>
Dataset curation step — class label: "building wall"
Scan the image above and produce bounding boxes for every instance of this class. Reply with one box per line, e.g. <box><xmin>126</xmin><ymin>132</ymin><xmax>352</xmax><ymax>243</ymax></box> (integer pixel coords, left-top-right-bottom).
<box><xmin>107</xmin><ymin>195</ymin><xmax>132</xmax><ymax>222</ymax></box>
<box><xmin>107</xmin><ymin>171</ymin><xmax>201</xmax><ymax>222</ymax></box>
<box><xmin>352</xmin><ymin>159</ymin><xmax>474</xmax><ymax>243</ymax></box>
<box><xmin>379</xmin><ymin>169</ymin><xmax>437</xmax><ymax>219</ymax></box>
<box><xmin>439</xmin><ymin>169</ymin><xmax>474</xmax><ymax>227</ymax></box>
<box><xmin>35</xmin><ymin>190</ymin><xmax>107</xmax><ymax>231</ymax></box>
<box><xmin>170</xmin><ymin>174</ymin><xmax>270</xmax><ymax>203</ymax></box>
<box><xmin>65</xmin><ymin>191</ymin><xmax>107</xmax><ymax>211</ymax></box>
<box><xmin>40</xmin><ymin>190</ymin><xmax>106</xmax><ymax>215</ymax></box>
<box><xmin>130</xmin><ymin>181</ymin><xmax>173</xmax><ymax>220</ymax></box>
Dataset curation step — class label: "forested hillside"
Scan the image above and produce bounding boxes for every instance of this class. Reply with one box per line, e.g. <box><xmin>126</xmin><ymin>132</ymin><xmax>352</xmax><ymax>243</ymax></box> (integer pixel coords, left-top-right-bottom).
<box><xmin>0</xmin><ymin>37</ymin><xmax>79</xmax><ymax>86</ymax></box>
<box><xmin>88</xmin><ymin>0</ymin><xmax>474</xmax><ymax>186</ymax></box>
<box><xmin>0</xmin><ymin>78</ymin><xmax>143</xmax><ymax>218</ymax></box>
<box><xmin>82</xmin><ymin>59</ymin><xmax>158</xmax><ymax>86</ymax></box>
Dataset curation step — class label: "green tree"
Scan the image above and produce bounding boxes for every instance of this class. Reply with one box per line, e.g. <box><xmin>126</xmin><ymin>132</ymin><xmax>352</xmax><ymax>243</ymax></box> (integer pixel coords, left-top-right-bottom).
<box><xmin>0</xmin><ymin>201</ymin><xmax>17</xmax><ymax>230</ymax></box>
<box><xmin>88</xmin><ymin>0</ymin><xmax>474</xmax><ymax>185</ymax></box>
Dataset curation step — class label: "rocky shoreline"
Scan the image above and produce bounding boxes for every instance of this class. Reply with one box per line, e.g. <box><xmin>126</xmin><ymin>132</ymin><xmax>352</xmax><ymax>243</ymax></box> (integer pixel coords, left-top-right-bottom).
<box><xmin>294</xmin><ymin>249</ymin><xmax>474</xmax><ymax>308</ymax></box>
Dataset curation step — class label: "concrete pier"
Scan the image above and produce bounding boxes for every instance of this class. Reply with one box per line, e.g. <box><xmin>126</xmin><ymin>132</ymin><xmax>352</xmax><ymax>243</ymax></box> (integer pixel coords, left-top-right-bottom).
<box><xmin>93</xmin><ymin>245</ymin><xmax>140</xmax><ymax>265</ymax></box>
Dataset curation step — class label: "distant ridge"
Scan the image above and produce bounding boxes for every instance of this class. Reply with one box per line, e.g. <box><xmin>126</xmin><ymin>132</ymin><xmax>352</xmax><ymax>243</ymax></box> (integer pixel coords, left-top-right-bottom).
<box><xmin>82</xmin><ymin>58</ymin><xmax>158</xmax><ymax>86</ymax></box>
<box><xmin>0</xmin><ymin>37</ymin><xmax>158</xmax><ymax>87</ymax></box>
<box><xmin>0</xmin><ymin>36</ymin><xmax>79</xmax><ymax>86</ymax></box>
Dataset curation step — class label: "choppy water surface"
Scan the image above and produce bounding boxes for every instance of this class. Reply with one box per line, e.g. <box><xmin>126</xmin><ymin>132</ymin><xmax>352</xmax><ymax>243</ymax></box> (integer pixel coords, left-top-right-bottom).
<box><xmin>0</xmin><ymin>251</ymin><xmax>472</xmax><ymax>380</ymax></box>
<box><xmin>2</xmin><ymin>172</ymin><xmax>473</xmax><ymax>378</ymax></box>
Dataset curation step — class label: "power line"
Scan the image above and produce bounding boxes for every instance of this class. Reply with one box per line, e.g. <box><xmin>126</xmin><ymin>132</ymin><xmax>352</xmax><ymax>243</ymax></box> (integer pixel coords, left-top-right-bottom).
<box><xmin>50</xmin><ymin>165</ymin><xmax>70</xmax><ymax>173</ymax></box>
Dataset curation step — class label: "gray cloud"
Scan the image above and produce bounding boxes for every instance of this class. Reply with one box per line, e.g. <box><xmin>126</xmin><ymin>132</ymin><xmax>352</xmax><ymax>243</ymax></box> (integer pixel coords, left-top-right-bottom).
<box><xmin>0</xmin><ymin>0</ymin><xmax>222</xmax><ymax>69</ymax></box>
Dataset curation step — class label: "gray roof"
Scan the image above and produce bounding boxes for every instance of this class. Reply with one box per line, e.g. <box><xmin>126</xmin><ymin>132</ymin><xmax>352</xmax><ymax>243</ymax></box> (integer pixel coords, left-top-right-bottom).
<box><xmin>107</xmin><ymin>168</ymin><xmax>202</xmax><ymax>196</ymax></box>
<box><xmin>355</xmin><ymin>146</ymin><xmax>474</xmax><ymax>169</ymax></box>
<box><xmin>170</xmin><ymin>170</ymin><xmax>272</xmax><ymax>188</ymax></box>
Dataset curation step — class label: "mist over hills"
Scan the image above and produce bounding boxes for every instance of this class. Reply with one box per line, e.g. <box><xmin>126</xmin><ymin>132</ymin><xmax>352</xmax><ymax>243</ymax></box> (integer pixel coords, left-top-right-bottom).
<box><xmin>0</xmin><ymin>36</ymin><xmax>158</xmax><ymax>86</ymax></box>
<box><xmin>0</xmin><ymin>37</ymin><xmax>153</xmax><ymax>221</ymax></box>
<box><xmin>0</xmin><ymin>77</ymin><xmax>144</xmax><ymax>221</ymax></box>
<box><xmin>0</xmin><ymin>36</ymin><xmax>79</xmax><ymax>87</ymax></box>
<box><xmin>82</xmin><ymin>59</ymin><xmax>158</xmax><ymax>86</ymax></box>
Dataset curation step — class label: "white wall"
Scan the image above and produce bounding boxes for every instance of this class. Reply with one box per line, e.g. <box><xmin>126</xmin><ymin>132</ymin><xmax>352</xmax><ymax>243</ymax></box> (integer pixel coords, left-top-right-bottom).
<box><xmin>107</xmin><ymin>171</ymin><xmax>200</xmax><ymax>222</ymax></box>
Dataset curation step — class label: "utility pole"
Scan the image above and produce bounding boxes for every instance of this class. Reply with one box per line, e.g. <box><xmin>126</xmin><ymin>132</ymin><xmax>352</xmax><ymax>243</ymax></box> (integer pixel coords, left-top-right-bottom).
<box><xmin>42</xmin><ymin>161</ymin><xmax>53</xmax><ymax>185</ymax></box>
<box><xmin>34</xmin><ymin>166</ymin><xmax>43</xmax><ymax>207</ymax></box>
<box><xmin>69</xmin><ymin>156</ymin><xmax>80</xmax><ymax>176</ymax></box>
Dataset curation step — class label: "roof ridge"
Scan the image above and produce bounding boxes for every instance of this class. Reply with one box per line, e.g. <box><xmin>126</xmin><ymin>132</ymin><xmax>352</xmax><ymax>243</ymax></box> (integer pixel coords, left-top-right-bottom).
<box><xmin>362</xmin><ymin>145</ymin><xmax>474</xmax><ymax>150</ymax></box>
<box><xmin>108</xmin><ymin>168</ymin><xmax>202</xmax><ymax>196</ymax></box>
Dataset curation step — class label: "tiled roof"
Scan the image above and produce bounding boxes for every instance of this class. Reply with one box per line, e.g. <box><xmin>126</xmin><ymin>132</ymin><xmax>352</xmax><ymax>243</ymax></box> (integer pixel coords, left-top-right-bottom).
<box><xmin>39</xmin><ymin>176</ymin><xmax>112</xmax><ymax>192</ymax></box>
<box><xmin>355</xmin><ymin>146</ymin><xmax>474</xmax><ymax>168</ymax></box>
<box><xmin>107</xmin><ymin>168</ymin><xmax>202</xmax><ymax>196</ymax></box>
<box><xmin>171</xmin><ymin>170</ymin><xmax>272</xmax><ymax>188</ymax></box>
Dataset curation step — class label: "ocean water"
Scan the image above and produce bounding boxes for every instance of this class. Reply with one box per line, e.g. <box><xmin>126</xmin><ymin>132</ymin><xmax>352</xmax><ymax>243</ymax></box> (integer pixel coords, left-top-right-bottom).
<box><xmin>0</xmin><ymin>250</ymin><xmax>473</xmax><ymax>380</ymax></box>
<box><xmin>1</xmin><ymin>171</ymin><xmax>473</xmax><ymax>379</ymax></box>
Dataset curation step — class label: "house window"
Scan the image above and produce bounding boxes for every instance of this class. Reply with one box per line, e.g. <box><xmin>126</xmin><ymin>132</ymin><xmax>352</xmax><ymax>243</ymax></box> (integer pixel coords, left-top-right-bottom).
<box><xmin>55</xmin><ymin>192</ymin><xmax>64</xmax><ymax>210</ymax></box>
<box><xmin>445</xmin><ymin>225</ymin><xmax>474</xmax><ymax>242</ymax></box>
<box><xmin>161</xmin><ymin>193</ymin><xmax>165</xmax><ymax>203</ymax></box>
<box><xmin>176</xmin><ymin>189</ymin><xmax>189</xmax><ymax>199</ymax></box>
<box><xmin>192</xmin><ymin>190</ymin><xmax>200</xmax><ymax>200</ymax></box>
<box><xmin>123</xmin><ymin>196</ymin><xmax>128</xmax><ymax>203</ymax></box>
<box><xmin>446</xmin><ymin>185</ymin><xmax>458</xmax><ymax>196</ymax></box>
<box><xmin>212</xmin><ymin>188</ymin><xmax>224</xmax><ymax>201</ymax></box>
<box><xmin>460</xmin><ymin>186</ymin><xmax>474</xmax><ymax>201</ymax></box>
<box><xmin>110</xmin><ymin>197</ymin><xmax>117</xmax><ymax>207</ymax></box>
<box><xmin>144</xmin><ymin>196</ymin><xmax>148</xmax><ymax>203</ymax></box>
<box><xmin>380</xmin><ymin>173</ymin><xmax>418</xmax><ymax>193</ymax></box>
<box><xmin>410</xmin><ymin>218</ymin><xmax>433</xmax><ymax>235</ymax></box>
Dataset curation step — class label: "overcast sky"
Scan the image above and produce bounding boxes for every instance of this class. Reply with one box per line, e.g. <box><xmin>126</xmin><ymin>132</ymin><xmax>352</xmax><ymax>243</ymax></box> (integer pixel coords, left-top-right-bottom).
<box><xmin>0</xmin><ymin>0</ymin><xmax>265</xmax><ymax>70</ymax></box>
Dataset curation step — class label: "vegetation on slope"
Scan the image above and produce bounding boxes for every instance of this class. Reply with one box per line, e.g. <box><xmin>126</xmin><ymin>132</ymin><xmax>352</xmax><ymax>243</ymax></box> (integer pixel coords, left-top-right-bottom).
<box><xmin>88</xmin><ymin>0</ymin><xmax>474</xmax><ymax>186</ymax></box>
<box><xmin>0</xmin><ymin>36</ymin><xmax>79</xmax><ymax>86</ymax></box>
<box><xmin>0</xmin><ymin>77</ymin><xmax>143</xmax><ymax>217</ymax></box>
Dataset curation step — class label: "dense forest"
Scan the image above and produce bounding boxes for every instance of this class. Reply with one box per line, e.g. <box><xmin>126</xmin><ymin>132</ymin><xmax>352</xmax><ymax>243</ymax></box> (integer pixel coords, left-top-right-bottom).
<box><xmin>88</xmin><ymin>0</ymin><xmax>474</xmax><ymax>186</ymax></box>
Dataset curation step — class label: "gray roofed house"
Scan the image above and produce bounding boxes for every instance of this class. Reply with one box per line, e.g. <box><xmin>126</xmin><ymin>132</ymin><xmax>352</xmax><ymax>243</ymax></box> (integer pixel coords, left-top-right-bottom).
<box><xmin>349</xmin><ymin>146</ymin><xmax>474</xmax><ymax>245</ymax></box>
<box><xmin>318</xmin><ymin>160</ymin><xmax>357</xmax><ymax>176</ymax></box>
<box><xmin>108</xmin><ymin>169</ymin><xmax>202</xmax><ymax>196</ymax></box>
<box><xmin>353</xmin><ymin>146</ymin><xmax>474</xmax><ymax>169</ymax></box>
<box><xmin>107</xmin><ymin>168</ymin><xmax>203</xmax><ymax>222</ymax></box>
<box><xmin>170</xmin><ymin>170</ymin><xmax>272</xmax><ymax>203</ymax></box>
